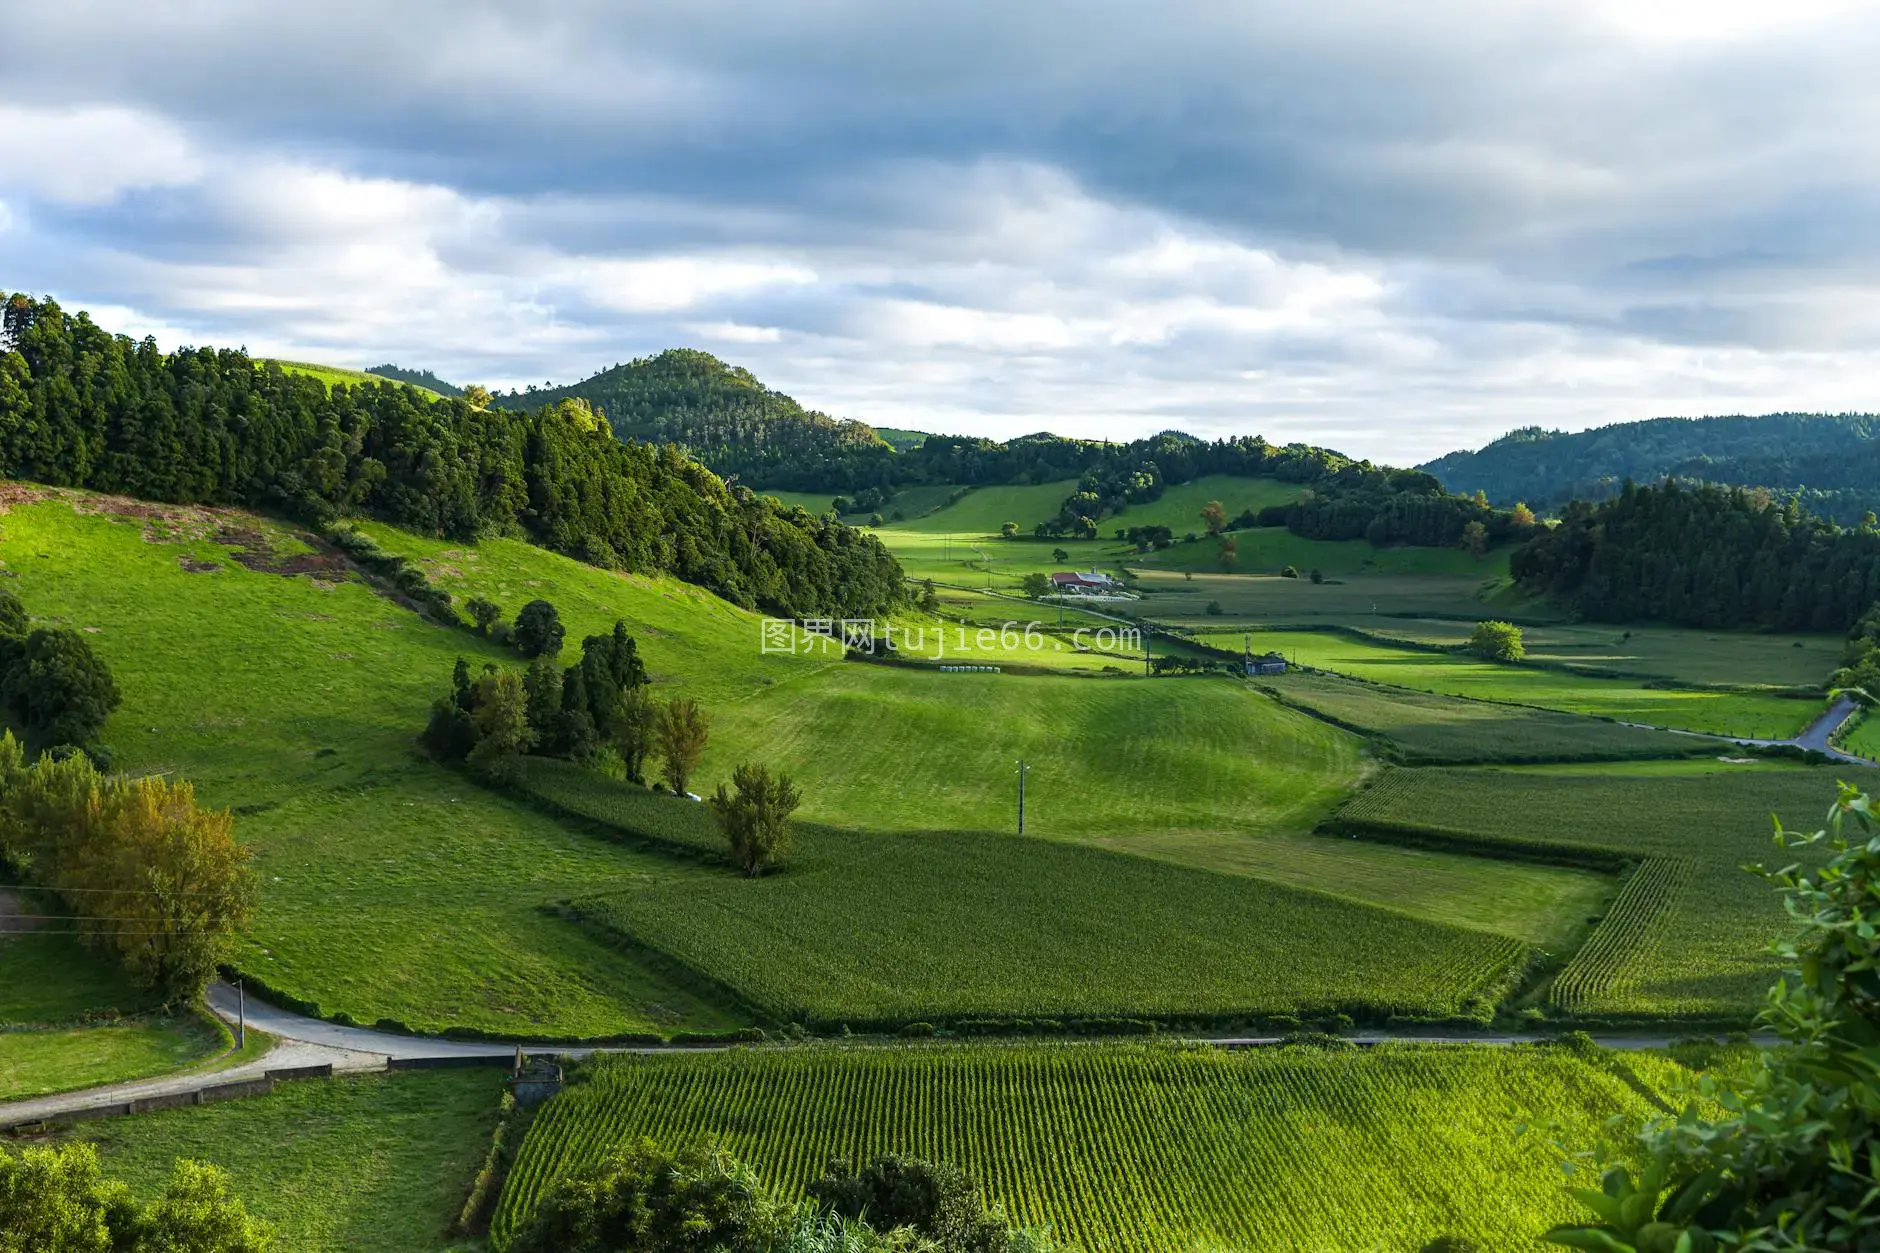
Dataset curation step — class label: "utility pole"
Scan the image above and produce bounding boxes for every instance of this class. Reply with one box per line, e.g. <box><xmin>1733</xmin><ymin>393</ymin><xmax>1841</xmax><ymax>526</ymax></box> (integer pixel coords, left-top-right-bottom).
<box><xmin>237</xmin><ymin>979</ymin><xmax>245</xmax><ymax>1050</ymax></box>
<box><xmin>1016</xmin><ymin>760</ymin><xmax>1029</xmax><ymax>834</ymax></box>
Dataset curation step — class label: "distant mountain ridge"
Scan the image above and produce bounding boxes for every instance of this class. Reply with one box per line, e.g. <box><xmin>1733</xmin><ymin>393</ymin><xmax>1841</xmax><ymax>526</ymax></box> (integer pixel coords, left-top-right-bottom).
<box><xmin>1421</xmin><ymin>413</ymin><xmax>1880</xmax><ymax>523</ymax></box>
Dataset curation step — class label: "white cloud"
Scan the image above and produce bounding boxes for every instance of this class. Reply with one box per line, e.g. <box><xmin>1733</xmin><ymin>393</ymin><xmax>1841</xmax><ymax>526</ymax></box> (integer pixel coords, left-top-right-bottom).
<box><xmin>576</xmin><ymin>256</ymin><xmax>816</xmax><ymax>314</ymax></box>
<box><xmin>0</xmin><ymin>106</ymin><xmax>201</xmax><ymax>204</ymax></box>
<box><xmin>686</xmin><ymin>321</ymin><xmax>782</xmax><ymax>343</ymax></box>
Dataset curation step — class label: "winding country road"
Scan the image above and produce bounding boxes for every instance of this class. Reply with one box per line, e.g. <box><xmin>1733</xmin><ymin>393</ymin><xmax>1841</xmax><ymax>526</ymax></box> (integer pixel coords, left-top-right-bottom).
<box><xmin>1</xmin><ymin>980</ymin><xmax>1750</xmax><ymax>1132</ymax></box>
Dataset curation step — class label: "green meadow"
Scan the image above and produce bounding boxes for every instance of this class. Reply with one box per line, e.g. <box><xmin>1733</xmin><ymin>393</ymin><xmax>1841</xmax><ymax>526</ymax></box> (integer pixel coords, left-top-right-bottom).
<box><xmin>1201</xmin><ymin>627</ymin><xmax>1820</xmax><ymax>738</ymax></box>
<box><xmin>74</xmin><ymin>1068</ymin><xmax>502</xmax><ymax>1252</ymax></box>
<box><xmin>264</xmin><ymin>359</ymin><xmax>444</xmax><ymax>399</ymax></box>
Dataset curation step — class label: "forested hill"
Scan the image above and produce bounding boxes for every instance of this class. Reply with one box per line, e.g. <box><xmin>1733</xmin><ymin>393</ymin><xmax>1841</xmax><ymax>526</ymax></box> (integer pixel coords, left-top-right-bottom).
<box><xmin>365</xmin><ymin>363</ymin><xmax>461</xmax><ymax>396</ymax></box>
<box><xmin>492</xmin><ymin>348</ymin><xmax>901</xmax><ymax>490</ymax></box>
<box><xmin>1510</xmin><ymin>480</ymin><xmax>1880</xmax><ymax>631</ymax></box>
<box><xmin>0</xmin><ymin>295</ymin><xmax>903</xmax><ymax>618</ymax></box>
<box><xmin>1422</xmin><ymin>413</ymin><xmax>1880</xmax><ymax>523</ymax></box>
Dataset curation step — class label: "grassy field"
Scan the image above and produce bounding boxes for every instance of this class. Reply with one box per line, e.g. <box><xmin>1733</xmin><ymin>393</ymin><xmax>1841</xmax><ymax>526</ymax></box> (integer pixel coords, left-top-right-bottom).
<box><xmin>881</xmin><ymin>480</ymin><xmax>1079</xmax><ymax>534</ymax></box>
<box><xmin>0</xmin><ymin>930</ymin><xmax>235</xmax><ymax>1100</ymax></box>
<box><xmin>74</xmin><ymin>1069</ymin><xmax>502</xmax><ymax>1252</ymax></box>
<box><xmin>1134</xmin><ymin>527</ymin><xmax>1511</xmax><ymax>578</ymax></box>
<box><xmin>0</xmin><ymin>493</ymin><xmax>754</xmax><ymax>1038</ymax></box>
<box><xmin>1096</xmin><ymin>474</ymin><xmax>1303</xmax><ymax>535</ymax></box>
<box><xmin>1353</xmin><ymin>618</ymin><xmax>1839</xmax><ymax>689</ymax></box>
<box><xmin>1256</xmin><ymin>671</ymin><xmax>1711</xmax><ymax>765</ymax></box>
<box><xmin>1331</xmin><ymin>760</ymin><xmax>1874</xmax><ymax>1018</ymax></box>
<box><xmin>568</xmin><ymin>813</ymin><xmax>1530</xmax><ymax>1027</ymax></box>
<box><xmin>265</xmin><ymin>359</ymin><xmax>444</xmax><ymax>400</ymax></box>
<box><xmin>1127</xmin><ymin>568</ymin><xmax>1524</xmax><ymax>624</ymax></box>
<box><xmin>1201</xmin><ymin>628</ymin><xmax>1820</xmax><ymax>738</ymax></box>
<box><xmin>492</xmin><ymin>1042</ymin><xmax>1692</xmax><ymax>1253</ymax></box>
<box><xmin>1844</xmin><ymin>711</ymin><xmax>1880</xmax><ymax>759</ymax></box>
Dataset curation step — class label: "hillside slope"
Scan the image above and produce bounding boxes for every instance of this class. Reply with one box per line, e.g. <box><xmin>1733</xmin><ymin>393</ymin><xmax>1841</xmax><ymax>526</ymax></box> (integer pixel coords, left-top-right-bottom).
<box><xmin>491</xmin><ymin>348</ymin><xmax>900</xmax><ymax>490</ymax></box>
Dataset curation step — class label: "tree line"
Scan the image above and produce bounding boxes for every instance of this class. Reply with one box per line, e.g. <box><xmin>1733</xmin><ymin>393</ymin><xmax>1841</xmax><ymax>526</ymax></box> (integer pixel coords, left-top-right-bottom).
<box><xmin>0</xmin><ymin>295</ymin><xmax>904</xmax><ymax>620</ymax></box>
<box><xmin>1510</xmin><ymin>479</ymin><xmax>1880</xmax><ymax>631</ymax></box>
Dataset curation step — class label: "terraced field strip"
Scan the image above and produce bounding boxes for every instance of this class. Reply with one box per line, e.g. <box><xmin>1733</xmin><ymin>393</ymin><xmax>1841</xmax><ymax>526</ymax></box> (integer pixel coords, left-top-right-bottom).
<box><xmin>1550</xmin><ymin>858</ymin><xmax>1695</xmax><ymax>1013</ymax></box>
<box><xmin>491</xmin><ymin>1043</ymin><xmax>1681</xmax><ymax>1253</ymax></box>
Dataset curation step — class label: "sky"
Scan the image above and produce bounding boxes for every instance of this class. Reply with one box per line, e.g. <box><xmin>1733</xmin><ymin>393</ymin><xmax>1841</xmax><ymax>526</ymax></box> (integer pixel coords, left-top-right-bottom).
<box><xmin>2</xmin><ymin>0</ymin><xmax>1878</xmax><ymax>464</ymax></box>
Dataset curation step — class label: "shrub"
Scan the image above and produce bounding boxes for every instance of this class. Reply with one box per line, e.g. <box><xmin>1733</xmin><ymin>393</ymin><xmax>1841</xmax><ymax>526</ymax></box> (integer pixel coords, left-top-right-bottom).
<box><xmin>807</xmin><ymin>1155</ymin><xmax>1015</xmax><ymax>1253</ymax></box>
<box><xmin>507</xmin><ymin>1139</ymin><xmax>785</xmax><ymax>1253</ymax></box>
<box><xmin>2</xmin><ymin>626</ymin><xmax>121</xmax><ymax>747</ymax></box>
<box><xmin>0</xmin><ymin>1142</ymin><xmax>272</xmax><ymax>1252</ymax></box>
<box><xmin>512</xmin><ymin>599</ymin><xmax>565</xmax><ymax>658</ymax></box>
<box><xmin>710</xmin><ymin>763</ymin><xmax>802</xmax><ymax>877</ymax></box>
<box><xmin>1205</xmin><ymin>601</ymin><xmax>1224</xmax><ymax>616</ymax></box>
<box><xmin>1467</xmin><ymin>620</ymin><xmax>1524</xmax><ymax>662</ymax></box>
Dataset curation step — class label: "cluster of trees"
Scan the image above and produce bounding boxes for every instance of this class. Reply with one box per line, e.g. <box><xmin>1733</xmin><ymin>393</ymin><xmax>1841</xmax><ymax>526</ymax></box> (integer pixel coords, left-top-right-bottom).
<box><xmin>422</xmin><ymin>613</ymin><xmax>709</xmax><ymax>791</ymax></box>
<box><xmin>1533</xmin><ymin>783</ymin><xmax>1880</xmax><ymax>1252</ymax></box>
<box><xmin>1835</xmin><ymin>604</ymin><xmax>1880</xmax><ymax>698</ymax></box>
<box><xmin>509</xmin><ymin>1144</ymin><xmax>1058</xmax><ymax>1253</ymax></box>
<box><xmin>0</xmin><ymin>736</ymin><xmax>255</xmax><ymax>1000</ymax></box>
<box><xmin>0</xmin><ymin>586</ymin><xmax>120</xmax><ymax>750</ymax></box>
<box><xmin>0</xmin><ymin>296</ymin><xmax>903</xmax><ymax>620</ymax></box>
<box><xmin>1422</xmin><ymin>412</ymin><xmax>1880</xmax><ymax>523</ymax></box>
<box><xmin>0</xmin><ymin>1143</ymin><xmax>271</xmax><ymax>1252</ymax></box>
<box><xmin>1511</xmin><ymin>480</ymin><xmax>1880</xmax><ymax>631</ymax></box>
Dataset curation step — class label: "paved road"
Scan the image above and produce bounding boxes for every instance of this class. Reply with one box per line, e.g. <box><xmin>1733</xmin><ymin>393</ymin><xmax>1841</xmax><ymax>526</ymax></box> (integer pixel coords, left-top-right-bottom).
<box><xmin>1621</xmin><ymin>692</ymin><xmax>1873</xmax><ymax>765</ymax></box>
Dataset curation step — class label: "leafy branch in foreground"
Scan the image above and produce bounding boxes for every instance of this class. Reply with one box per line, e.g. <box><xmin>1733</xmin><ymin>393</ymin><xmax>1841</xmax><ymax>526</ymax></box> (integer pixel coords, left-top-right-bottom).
<box><xmin>1542</xmin><ymin>783</ymin><xmax>1880</xmax><ymax>1253</ymax></box>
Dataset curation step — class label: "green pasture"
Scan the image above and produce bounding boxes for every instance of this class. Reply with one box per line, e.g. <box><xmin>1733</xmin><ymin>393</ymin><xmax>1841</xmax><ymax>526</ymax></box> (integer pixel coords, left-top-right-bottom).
<box><xmin>1256</xmin><ymin>671</ymin><xmax>1710</xmax><ymax>765</ymax></box>
<box><xmin>75</xmin><ymin>1069</ymin><xmax>502</xmax><ymax>1252</ymax></box>
<box><xmin>1842</xmin><ymin>712</ymin><xmax>1880</xmax><ymax>759</ymax></box>
<box><xmin>1199</xmin><ymin>628</ymin><xmax>1820</xmax><ymax>738</ymax></box>
<box><xmin>1132</xmin><ymin>526</ymin><xmax>1511</xmax><ymax>577</ymax></box>
<box><xmin>879</xmin><ymin>479</ymin><xmax>1078</xmax><ymax>534</ymax></box>
<box><xmin>1095</xmin><ymin>473</ymin><xmax>1304</xmax><ymax>535</ymax></box>
<box><xmin>264</xmin><ymin>359</ymin><xmax>443</xmax><ymax>400</ymax></box>
<box><xmin>494</xmin><ymin>1042</ymin><xmax>1695</xmax><ymax>1253</ymax></box>
<box><xmin>1127</xmin><ymin>568</ymin><xmax>1520</xmax><ymax>623</ymax></box>
<box><xmin>1356</xmin><ymin>618</ymin><xmax>1839</xmax><ymax>689</ymax></box>
<box><xmin>1332</xmin><ymin>760</ymin><xmax>1875</xmax><ymax>1018</ymax></box>
<box><xmin>572</xmin><ymin>826</ymin><xmax>1528</xmax><ymax>1027</ymax></box>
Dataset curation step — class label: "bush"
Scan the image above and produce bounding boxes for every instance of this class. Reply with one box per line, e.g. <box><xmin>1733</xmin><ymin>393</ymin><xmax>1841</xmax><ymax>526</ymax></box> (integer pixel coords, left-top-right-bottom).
<box><xmin>507</xmin><ymin>1139</ymin><xmax>786</xmax><ymax>1253</ymax></box>
<box><xmin>1205</xmin><ymin>601</ymin><xmax>1224</xmax><ymax>616</ymax></box>
<box><xmin>0</xmin><ymin>1142</ymin><xmax>272</xmax><ymax>1252</ymax></box>
<box><xmin>1</xmin><ymin>626</ymin><xmax>121</xmax><ymax>747</ymax></box>
<box><xmin>808</xmin><ymin>1155</ymin><xmax>1020</xmax><ymax>1253</ymax></box>
<box><xmin>1467</xmin><ymin>620</ymin><xmax>1524</xmax><ymax>662</ymax></box>
<box><xmin>513</xmin><ymin>599</ymin><xmax>566</xmax><ymax>658</ymax></box>
<box><xmin>1280</xmin><ymin>565</ymin><xmax>1299</xmax><ymax>579</ymax></box>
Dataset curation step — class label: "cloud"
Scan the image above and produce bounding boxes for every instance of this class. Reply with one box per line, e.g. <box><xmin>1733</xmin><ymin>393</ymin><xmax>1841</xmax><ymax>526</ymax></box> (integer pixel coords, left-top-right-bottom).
<box><xmin>2</xmin><ymin>1</ymin><xmax>1880</xmax><ymax>462</ymax></box>
<box><xmin>0</xmin><ymin>106</ymin><xmax>202</xmax><ymax>205</ymax></box>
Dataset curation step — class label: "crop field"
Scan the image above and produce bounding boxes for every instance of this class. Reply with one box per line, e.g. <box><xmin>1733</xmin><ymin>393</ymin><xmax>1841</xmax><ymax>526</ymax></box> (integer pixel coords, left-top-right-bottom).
<box><xmin>569</xmin><ymin>823</ymin><xmax>1529</xmax><ymax>1027</ymax></box>
<box><xmin>0</xmin><ymin>494</ymin><xmax>755</xmax><ymax>1038</ymax></box>
<box><xmin>1331</xmin><ymin>762</ymin><xmax>1876</xmax><ymax>1017</ymax></box>
<box><xmin>492</xmin><ymin>1043</ymin><xmax>1688</xmax><ymax>1253</ymax></box>
<box><xmin>1352</xmin><ymin>618</ymin><xmax>1839</xmax><ymax>689</ymax></box>
<box><xmin>1255</xmin><ymin>672</ymin><xmax>1709</xmax><ymax>764</ymax></box>
<box><xmin>74</xmin><ymin>1068</ymin><xmax>503</xmax><ymax>1252</ymax></box>
<box><xmin>1201</xmin><ymin>628</ymin><xmax>1819</xmax><ymax>738</ymax></box>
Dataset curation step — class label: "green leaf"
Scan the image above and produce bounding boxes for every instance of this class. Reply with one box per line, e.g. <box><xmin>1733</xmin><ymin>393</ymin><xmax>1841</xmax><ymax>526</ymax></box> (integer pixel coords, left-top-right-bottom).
<box><xmin>1571</xmin><ymin>1187</ymin><xmax>1627</xmax><ymax>1227</ymax></box>
<box><xmin>1659</xmin><ymin>1170</ymin><xmax>1722</xmax><ymax>1226</ymax></box>
<box><xmin>1544</xmin><ymin>1226</ymin><xmax>1637</xmax><ymax>1253</ymax></box>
